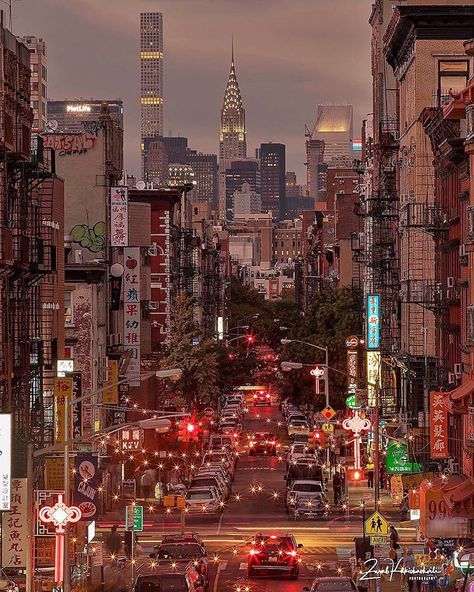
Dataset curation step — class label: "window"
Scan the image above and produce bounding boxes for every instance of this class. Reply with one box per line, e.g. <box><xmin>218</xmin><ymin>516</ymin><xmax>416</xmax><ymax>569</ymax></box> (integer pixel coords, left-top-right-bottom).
<box><xmin>42</xmin><ymin>83</ymin><xmax>47</xmax><ymax>99</ymax></box>
<box><xmin>438</xmin><ymin>60</ymin><xmax>469</xmax><ymax>105</ymax></box>
<box><xmin>64</xmin><ymin>291</ymin><xmax>74</xmax><ymax>326</ymax></box>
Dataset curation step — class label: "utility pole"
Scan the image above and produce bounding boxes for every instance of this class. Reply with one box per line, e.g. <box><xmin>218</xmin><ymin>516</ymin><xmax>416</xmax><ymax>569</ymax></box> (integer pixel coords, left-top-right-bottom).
<box><xmin>63</xmin><ymin>389</ymin><xmax>71</xmax><ymax>592</ymax></box>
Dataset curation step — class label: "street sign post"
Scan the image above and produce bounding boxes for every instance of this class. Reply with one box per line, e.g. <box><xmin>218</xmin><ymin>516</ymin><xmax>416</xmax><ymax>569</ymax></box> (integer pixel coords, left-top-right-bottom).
<box><xmin>321</xmin><ymin>406</ymin><xmax>336</xmax><ymax>421</ymax></box>
<box><xmin>125</xmin><ymin>505</ymin><xmax>143</xmax><ymax>532</ymax></box>
<box><xmin>364</xmin><ymin>511</ymin><xmax>389</xmax><ymax>537</ymax></box>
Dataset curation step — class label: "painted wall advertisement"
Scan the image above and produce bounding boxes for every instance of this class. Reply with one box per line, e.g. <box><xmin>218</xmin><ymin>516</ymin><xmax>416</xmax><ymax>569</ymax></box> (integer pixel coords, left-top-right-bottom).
<box><xmin>430</xmin><ymin>391</ymin><xmax>448</xmax><ymax>459</ymax></box>
<box><xmin>1</xmin><ymin>478</ymin><xmax>27</xmax><ymax>568</ymax></box>
<box><xmin>110</xmin><ymin>186</ymin><xmax>128</xmax><ymax>247</ymax></box>
<box><xmin>123</xmin><ymin>247</ymin><xmax>141</xmax><ymax>386</ymax></box>
<box><xmin>54</xmin><ymin>377</ymin><xmax>73</xmax><ymax>444</ymax></box>
<box><xmin>0</xmin><ymin>413</ymin><xmax>11</xmax><ymax>510</ymax></box>
<box><xmin>73</xmin><ymin>455</ymin><xmax>99</xmax><ymax>521</ymax></box>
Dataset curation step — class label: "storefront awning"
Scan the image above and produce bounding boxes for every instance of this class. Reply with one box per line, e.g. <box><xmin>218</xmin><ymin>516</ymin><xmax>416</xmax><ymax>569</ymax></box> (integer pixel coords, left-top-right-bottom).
<box><xmin>450</xmin><ymin>379</ymin><xmax>474</xmax><ymax>402</ymax></box>
<box><xmin>444</xmin><ymin>478</ymin><xmax>474</xmax><ymax>518</ymax></box>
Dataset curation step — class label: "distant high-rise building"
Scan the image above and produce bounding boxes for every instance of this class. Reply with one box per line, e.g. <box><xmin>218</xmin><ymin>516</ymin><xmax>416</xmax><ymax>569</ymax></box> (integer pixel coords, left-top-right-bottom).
<box><xmin>140</xmin><ymin>12</ymin><xmax>164</xmax><ymax>178</ymax></box>
<box><xmin>233</xmin><ymin>182</ymin><xmax>261</xmax><ymax>216</ymax></box>
<box><xmin>187</xmin><ymin>151</ymin><xmax>218</xmax><ymax>209</ymax></box>
<box><xmin>19</xmin><ymin>36</ymin><xmax>47</xmax><ymax>133</ymax></box>
<box><xmin>305</xmin><ymin>138</ymin><xmax>325</xmax><ymax>199</ymax></box>
<box><xmin>225</xmin><ymin>160</ymin><xmax>260</xmax><ymax>220</ymax></box>
<box><xmin>285</xmin><ymin>172</ymin><xmax>302</xmax><ymax>200</ymax></box>
<box><xmin>47</xmin><ymin>99</ymin><xmax>124</xmax><ymax>133</ymax></box>
<box><xmin>219</xmin><ymin>45</ymin><xmax>247</xmax><ymax>218</ymax></box>
<box><xmin>313</xmin><ymin>105</ymin><xmax>353</xmax><ymax>162</ymax></box>
<box><xmin>143</xmin><ymin>136</ymin><xmax>168</xmax><ymax>185</ymax></box>
<box><xmin>164</xmin><ymin>136</ymin><xmax>188</xmax><ymax>164</ymax></box>
<box><xmin>260</xmin><ymin>142</ymin><xmax>286</xmax><ymax>219</ymax></box>
<box><xmin>168</xmin><ymin>163</ymin><xmax>196</xmax><ymax>188</ymax></box>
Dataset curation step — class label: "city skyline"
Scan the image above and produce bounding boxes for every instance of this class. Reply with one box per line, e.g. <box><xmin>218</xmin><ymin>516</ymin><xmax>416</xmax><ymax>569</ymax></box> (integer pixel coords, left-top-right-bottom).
<box><xmin>14</xmin><ymin>0</ymin><xmax>372</xmax><ymax>182</ymax></box>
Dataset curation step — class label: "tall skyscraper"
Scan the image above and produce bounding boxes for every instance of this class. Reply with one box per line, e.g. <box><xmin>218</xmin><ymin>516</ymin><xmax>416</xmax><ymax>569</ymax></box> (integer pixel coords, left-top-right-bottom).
<box><xmin>140</xmin><ymin>12</ymin><xmax>164</xmax><ymax>178</ymax></box>
<box><xmin>225</xmin><ymin>159</ymin><xmax>260</xmax><ymax>220</ymax></box>
<box><xmin>219</xmin><ymin>45</ymin><xmax>247</xmax><ymax>218</ymax></box>
<box><xmin>19</xmin><ymin>36</ymin><xmax>47</xmax><ymax>132</ymax></box>
<box><xmin>259</xmin><ymin>142</ymin><xmax>286</xmax><ymax>219</ymax></box>
<box><xmin>305</xmin><ymin>138</ymin><xmax>325</xmax><ymax>199</ymax></box>
<box><xmin>312</xmin><ymin>104</ymin><xmax>353</xmax><ymax>162</ymax></box>
<box><xmin>187</xmin><ymin>151</ymin><xmax>218</xmax><ymax>209</ymax></box>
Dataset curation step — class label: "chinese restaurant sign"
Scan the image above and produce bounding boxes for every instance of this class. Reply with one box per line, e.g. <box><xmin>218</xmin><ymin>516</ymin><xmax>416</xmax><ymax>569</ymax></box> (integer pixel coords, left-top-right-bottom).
<box><xmin>2</xmin><ymin>478</ymin><xmax>27</xmax><ymax>567</ymax></box>
<box><xmin>367</xmin><ymin>351</ymin><xmax>381</xmax><ymax>407</ymax></box>
<box><xmin>430</xmin><ymin>391</ymin><xmax>448</xmax><ymax>459</ymax></box>
<box><xmin>123</xmin><ymin>247</ymin><xmax>141</xmax><ymax>386</ymax></box>
<box><xmin>366</xmin><ymin>294</ymin><xmax>380</xmax><ymax>349</ymax></box>
<box><xmin>54</xmin><ymin>377</ymin><xmax>72</xmax><ymax>444</ymax></box>
<box><xmin>110</xmin><ymin>186</ymin><xmax>128</xmax><ymax>247</ymax></box>
<box><xmin>0</xmin><ymin>413</ymin><xmax>11</xmax><ymax>510</ymax></box>
<box><xmin>73</xmin><ymin>455</ymin><xmax>99</xmax><ymax>521</ymax></box>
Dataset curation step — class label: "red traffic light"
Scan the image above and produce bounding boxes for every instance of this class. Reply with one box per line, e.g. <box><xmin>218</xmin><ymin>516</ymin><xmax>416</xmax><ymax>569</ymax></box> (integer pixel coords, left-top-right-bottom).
<box><xmin>246</xmin><ymin>334</ymin><xmax>255</xmax><ymax>344</ymax></box>
<box><xmin>348</xmin><ymin>469</ymin><xmax>364</xmax><ymax>481</ymax></box>
<box><xmin>187</xmin><ymin>422</ymin><xmax>196</xmax><ymax>433</ymax></box>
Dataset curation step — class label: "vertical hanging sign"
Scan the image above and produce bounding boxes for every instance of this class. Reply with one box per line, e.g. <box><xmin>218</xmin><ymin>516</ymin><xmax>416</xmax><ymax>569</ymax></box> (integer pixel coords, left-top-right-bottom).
<box><xmin>110</xmin><ymin>186</ymin><xmax>128</xmax><ymax>247</ymax></box>
<box><xmin>430</xmin><ymin>391</ymin><xmax>448</xmax><ymax>459</ymax></box>
<box><xmin>1</xmin><ymin>478</ymin><xmax>27</xmax><ymax>567</ymax></box>
<box><xmin>71</xmin><ymin>372</ymin><xmax>82</xmax><ymax>441</ymax></box>
<box><xmin>54</xmin><ymin>377</ymin><xmax>73</xmax><ymax>444</ymax></box>
<box><xmin>103</xmin><ymin>359</ymin><xmax>119</xmax><ymax>404</ymax></box>
<box><xmin>123</xmin><ymin>248</ymin><xmax>141</xmax><ymax>386</ymax></box>
<box><xmin>367</xmin><ymin>294</ymin><xmax>380</xmax><ymax>349</ymax></box>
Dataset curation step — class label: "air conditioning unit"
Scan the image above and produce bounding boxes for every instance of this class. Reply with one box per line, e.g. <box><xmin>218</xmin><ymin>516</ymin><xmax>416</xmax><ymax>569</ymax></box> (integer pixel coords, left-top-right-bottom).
<box><xmin>459</xmin><ymin>244</ymin><xmax>467</xmax><ymax>257</ymax></box>
<box><xmin>148</xmin><ymin>246</ymin><xmax>158</xmax><ymax>257</ymax></box>
<box><xmin>149</xmin><ymin>301</ymin><xmax>158</xmax><ymax>310</ymax></box>
<box><xmin>447</xmin><ymin>277</ymin><xmax>455</xmax><ymax>288</ymax></box>
<box><xmin>74</xmin><ymin>250</ymin><xmax>83</xmax><ymax>263</ymax></box>
<box><xmin>448</xmin><ymin>372</ymin><xmax>456</xmax><ymax>384</ymax></box>
<box><xmin>454</xmin><ymin>363</ymin><xmax>462</xmax><ymax>378</ymax></box>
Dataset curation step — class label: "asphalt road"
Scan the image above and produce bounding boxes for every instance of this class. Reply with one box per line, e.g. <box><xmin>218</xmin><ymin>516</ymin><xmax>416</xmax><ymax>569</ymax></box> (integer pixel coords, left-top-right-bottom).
<box><xmin>100</xmin><ymin>403</ymin><xmax>419</xmax><ymax>591</ymax></box>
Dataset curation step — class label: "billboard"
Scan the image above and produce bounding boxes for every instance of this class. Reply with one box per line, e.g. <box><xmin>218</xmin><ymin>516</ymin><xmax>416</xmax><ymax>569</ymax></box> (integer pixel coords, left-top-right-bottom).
<box><xmin>366</xmin><ymin>351</ymin><xmax>381</xmax><ymax>407</ymax></box>
<box><xmin>366</xmin><ymin>294</ymin><xmax>380</xmax><ymax>349</ymax></box>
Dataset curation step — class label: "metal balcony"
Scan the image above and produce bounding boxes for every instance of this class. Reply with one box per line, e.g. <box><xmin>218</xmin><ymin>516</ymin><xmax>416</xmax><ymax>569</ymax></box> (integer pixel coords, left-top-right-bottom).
<box><xmin>400</xmin><ymin>279</ymin><xmax>446</xmax><ymax>311</ymax></box>
<box><xmin>399</xmin><ymin>203</ymin><xmax>448</xmax><ymax>234</ymax></box>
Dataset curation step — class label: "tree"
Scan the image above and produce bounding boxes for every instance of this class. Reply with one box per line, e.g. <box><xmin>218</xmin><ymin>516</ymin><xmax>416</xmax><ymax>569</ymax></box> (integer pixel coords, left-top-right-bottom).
<box><xmin>280</xmin><ymin>287</ymin><xmax>363</xmax><ymax>409</ymax></box>
<box><xmin>161</xmin><ymin>293</ymin><xmax>219</xmax><ymax>408</ymax></box>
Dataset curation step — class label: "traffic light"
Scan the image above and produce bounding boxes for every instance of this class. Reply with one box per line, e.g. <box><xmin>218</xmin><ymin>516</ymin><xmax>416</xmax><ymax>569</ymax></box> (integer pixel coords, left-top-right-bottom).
<box><xmin>187</xmin><ymin>422</ymin><xmax>196</xmax><ymax>434</ymax></box>
<box><xmin>246</xmin><ymin>334</ymin><xmax>255</xmax><ymax>345</ymax></box>
<box><xmin>312</xmin><ymin>430</ymin><xmax>325</xmax><ymax>448</ymax></box>
<box><xmin>177</xmin><ymin>420</ymin><xmax>189</xmax><ymax>442</ymax></box>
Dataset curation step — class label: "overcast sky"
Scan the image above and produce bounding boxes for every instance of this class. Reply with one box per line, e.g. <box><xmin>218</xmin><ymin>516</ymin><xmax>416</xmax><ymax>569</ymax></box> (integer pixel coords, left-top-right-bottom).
<box><xmin>15</xmin><ymin>0</ymin><xmax>372</xmax><ymax>182</ymax></box>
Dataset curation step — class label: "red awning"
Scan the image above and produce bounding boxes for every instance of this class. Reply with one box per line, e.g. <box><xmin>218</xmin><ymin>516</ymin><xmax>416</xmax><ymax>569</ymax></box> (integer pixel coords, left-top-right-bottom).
<box><xmin>449</xmin><ymin>379</ymin><xmax>474</xmax><ymax>402</ymax></box>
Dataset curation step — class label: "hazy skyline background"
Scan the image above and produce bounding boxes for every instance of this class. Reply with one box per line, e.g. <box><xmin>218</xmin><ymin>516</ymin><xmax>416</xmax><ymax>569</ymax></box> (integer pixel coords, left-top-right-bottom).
<box><xmin>15</xmin><ymin>0</ymin><xmax>372</xmax><ymax>182</ymax></box>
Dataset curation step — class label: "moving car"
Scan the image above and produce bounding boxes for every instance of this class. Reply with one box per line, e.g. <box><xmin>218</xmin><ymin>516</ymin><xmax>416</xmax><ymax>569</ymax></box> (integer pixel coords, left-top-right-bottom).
<box><xmin>303</xmin><ymin>576</ymin><xmax>359</xmax><ymax>591</ymax></box>
<box><xmin>153</xmin><ymin>534</ymin><xmax>209</xmax><ymax>590</ymax></box>
<box><xmin>247</xmin><ymin>532</ymin><xmax>302</xmax><ymax>579</ymax></box>
<box><xmin>249</xmin><ymin>432</ymin><xmax>277</xmax><ymax>456</ymax></box>
<box><xmin>253</xmin><ymin>391</ymin><xmax>271</xmax><ymax>406</ymax></box>
<box><xmin>287</xmin><ymin>418</ymin><xmax>310</xmax><ymax>438</ymax></box>
<box><xmin>209</xmin><ymin>435</ymin><xmax>234</xmax><ymax>450</ymax></box>
<box><xmin>287</xmin><ymin>442</ymin><xmax>319</xmax><ymax>466</ymax></box>
<box><xmin>286</xmin><ymin>480</ymin><xmax>326</xmax><ymax>508</ymax></box>
<box><xmin>133</xmin><ymin>562</ymin><xmax>205</xmax><ymax>592</ymax></box>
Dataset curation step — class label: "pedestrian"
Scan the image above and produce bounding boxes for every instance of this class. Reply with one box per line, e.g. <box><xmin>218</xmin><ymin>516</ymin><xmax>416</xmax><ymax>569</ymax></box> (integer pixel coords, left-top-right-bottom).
<box><xmin>124</xmin><ymin>530</ymin><xmax>133</xmax><ymax>560</ymax></box>
<box><xmin>367</xmin><ymin>469</ymin><xmax>374</xmax><ymax>489</ymax></box>
<box><xmin>140</xmin><ymin>468</ymin><xmax>153</xmax><ymax>499</ymax></box>
<box><xmin>105</xmin><ymin>525</ymin><xmax>121</xmax><ymax>558</ymax></box>
<box><xmin>389</xmin><ymin>525</ymin><xmax>400</xmax><ymax>561</ymax></box>
<box><xmin>333</xmin><ymin>471</ymin><xmax>341</xmax><ymax>505</ymax></box>
<box><xmin>403</xmin><ymin>547</ymin><xmax>415</xmax><ymax>592</ymax></box>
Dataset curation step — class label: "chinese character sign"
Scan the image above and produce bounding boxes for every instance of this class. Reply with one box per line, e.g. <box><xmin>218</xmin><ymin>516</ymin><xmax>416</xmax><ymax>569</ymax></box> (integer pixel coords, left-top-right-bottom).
<box><xmin>347</xmin><ymin>349</ymin><xmax>358</xmax><ymax>392</ymax></box>
<box><xmin>123</xmin><ymin>248</ymin><xmax>141</xmax><ymax>386</ymax></box>
<box><xmin>110</xmin><ymin>186</ymin><xmax>128</xmax><ymax>247</ymax></box>
<box><xmin>430</xmin><ymin>391</ymin><xmax>448</xmax><ymax>459</ymax></box>
<box><xmin>0</xmin><ymin>413</ymin><xmax>11</xmax><ymax>510</ymax></box>
<box><xmin>71</xmin><ymin>372</ymin><xmax>82</xmax><ymax>441</ymax></box>
<box><xmin>54</xmin><ymin>377</ymin><xmax>73</xmax><ymax>444</ymax></box>
<box><xmin>366</xmin><ymin>294</ymin><xmax>380</xmax><ymax>349</ymax></box>
<box><xmin>103</xmin><ymin>359</ymin><xmax>119</xmax><ymax>404</ymax></box>
<box><xmin>2</xmin><ymin>478</ymin><xmax>27</xmax><ymax>567</ymax></box>
<box><xmin>366</xmin><ymin>351</ymin><xmax>381</xmax><ymax>407</ymax></box>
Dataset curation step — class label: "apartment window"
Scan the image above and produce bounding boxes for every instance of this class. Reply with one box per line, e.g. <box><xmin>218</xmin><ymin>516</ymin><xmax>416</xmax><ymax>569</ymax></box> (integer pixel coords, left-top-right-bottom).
<box><xmin>41</xmin><ymin>83</ymin><xmax>47</xmax><ymax>99</ymax></box>
<box><xmin>32</xmin><ymin>82</ymin><xmax>38</xmax><ymax>91</ymax></box>
<box><xmin>64</xmin><ymin>291</ymin><xmax>74</xmax><ymax>326</ymax></box>
<box><xmin>438</xmin><ymin>60</ymin><xmax>469</xmax><ymax>105</ymax></box>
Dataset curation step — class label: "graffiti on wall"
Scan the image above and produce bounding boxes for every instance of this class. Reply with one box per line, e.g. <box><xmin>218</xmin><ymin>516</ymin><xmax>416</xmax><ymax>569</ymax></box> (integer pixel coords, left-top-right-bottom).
<box><xmin>71</xmin><ymin>222</ymin><xmax>106</xmax><ymax>252</ymax></box>
<box><xmin>82</xmin><ymin>121</ymin><xmax>106</xmax><ymax>136</ymax></box>
<box><xmin>43</xmin><ymin>133</ymin><xmax>97</xmax><ymax>156</ymax></box>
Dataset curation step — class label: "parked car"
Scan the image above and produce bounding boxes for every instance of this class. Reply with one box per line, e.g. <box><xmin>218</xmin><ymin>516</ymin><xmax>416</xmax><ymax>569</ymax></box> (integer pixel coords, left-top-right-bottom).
<box><xmin>185</xmin><ymin>487</ymin><xmax>223</xmax><ymax>515</ymax></box>
<box><xmin>253</xmin><ymin>391</ymin><xmax>271</xmax><ymax>406</ymax></box>
<box><xmin>209</xmin><ymin>435</ymin><xmax>234</xmax><ymax>450</ymax></box>
<box><xmin>189</xmin><ymin>474</ymin><xmax>230</xmax><ymax>500</ymax></box>
<box><xmin>247</xmin><ymin>532</ymin><xmax>302</xmax><ymax>579</ymax></box>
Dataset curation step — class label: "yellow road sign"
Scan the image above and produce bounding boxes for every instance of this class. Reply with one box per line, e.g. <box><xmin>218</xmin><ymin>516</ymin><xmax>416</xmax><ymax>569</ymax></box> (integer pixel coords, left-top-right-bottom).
<box><xmin>321</xmin><ymin>406</ymin><xmax>336</xmax><ymax>421</ymax></box>
<box><xmin>370</xmin><ymin>536</ymin><xmax>387</xmax><ymax>545</ymax></box>
<box><xmin>364</xmin><ymin>511</ymin><xmax>389</xmax><ymax>537</ymax></box>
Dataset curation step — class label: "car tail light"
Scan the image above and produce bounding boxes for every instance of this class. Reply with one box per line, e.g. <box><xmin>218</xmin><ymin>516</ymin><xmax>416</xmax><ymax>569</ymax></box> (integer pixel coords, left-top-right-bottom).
<box><xmin>287</xmin><ymin>550</ymin><xmax>297</xmax><ymax>557</ymax></box>
<box><xmin>249</xmin><ymin>548</ymin><xmax>257</xmax><ymax>556</ymax></box>
<box><xmin>254</xmin><ymin>394</ymin><xmax>258</xmax><ymax>399</ymax></box>
<box><xmin>266</xmin><ymin>394</ymin><xmax>270</xmax><ymax>398</ymax></box>
<box><xmin>270</xmin><ymin>441</ymin><xmax>276</xmax><ymax>445</ymax></box>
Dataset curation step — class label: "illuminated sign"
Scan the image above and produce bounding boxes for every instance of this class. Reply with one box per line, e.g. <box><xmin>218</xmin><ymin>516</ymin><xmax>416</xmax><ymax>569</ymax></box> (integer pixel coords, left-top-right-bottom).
<box><xmin>367</xmin><ymin>351</ymin><xmax>381</xmax><ymax>407</ymax></box>
<box><xmin>217</xmin><ymin>316</ymin><xmax>224</xmax><ymax>341</ymax></box>
<box><xmin>66</xmin><ymin>104</ymin><xmax>91</xmax><ymax>113</ymax></box>
<box><xmin>0</xmin><ymin>414</ymin><xmax>12</xmax><ymax>510</ymax></box>
<box><xmin>430</xmin><ymin>392</ymin><xmax>448</xmax><ymax>459</ymax></box>
<box><xmin>366</xmin><ymin>294</ymin><xmax>380</xmax><ymax>349</ymax></box>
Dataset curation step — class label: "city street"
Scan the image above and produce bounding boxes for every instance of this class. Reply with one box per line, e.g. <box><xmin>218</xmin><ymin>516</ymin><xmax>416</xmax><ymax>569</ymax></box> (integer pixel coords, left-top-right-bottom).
<box><xmin>100</xmin><ymin>402</ymin><xmax>418</xmax><ymax>591</ymax></box>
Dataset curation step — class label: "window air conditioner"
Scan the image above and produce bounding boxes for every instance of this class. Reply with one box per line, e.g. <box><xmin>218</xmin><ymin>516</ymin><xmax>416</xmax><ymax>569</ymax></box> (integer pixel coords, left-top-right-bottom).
<box><xmin>447</xmin><ymin>277</ymin><xmax>455</xmax><ymax>288</ymax></box>
<box><xmin>448</xmin><ymin>372</ymin><xmax>456</xmax><ymax>384</ymax></box>
<box><xmin>454</xmin><ymin>363</ymin><xmax>462</xmax><ymax>377</ymax></box>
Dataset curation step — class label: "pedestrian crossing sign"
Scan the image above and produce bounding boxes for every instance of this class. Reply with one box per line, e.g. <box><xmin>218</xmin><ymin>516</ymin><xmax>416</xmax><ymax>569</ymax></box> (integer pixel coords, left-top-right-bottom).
<box><xmin>364</xmin><ymin>511</ymin><xmax>388</xmax><ymax>536</ymax></box>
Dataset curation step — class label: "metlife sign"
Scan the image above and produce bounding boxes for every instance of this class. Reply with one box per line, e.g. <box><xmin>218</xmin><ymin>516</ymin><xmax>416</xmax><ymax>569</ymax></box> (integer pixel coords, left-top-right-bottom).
<box><xmin>366</xmin><ymin>294</ymin><xmax>380</xmax><ymax>349</ymax></box>
<box><xmin>0</xmin><ymin>414</ymin><xmax>12</xmax><ymax>510</ymax></box>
